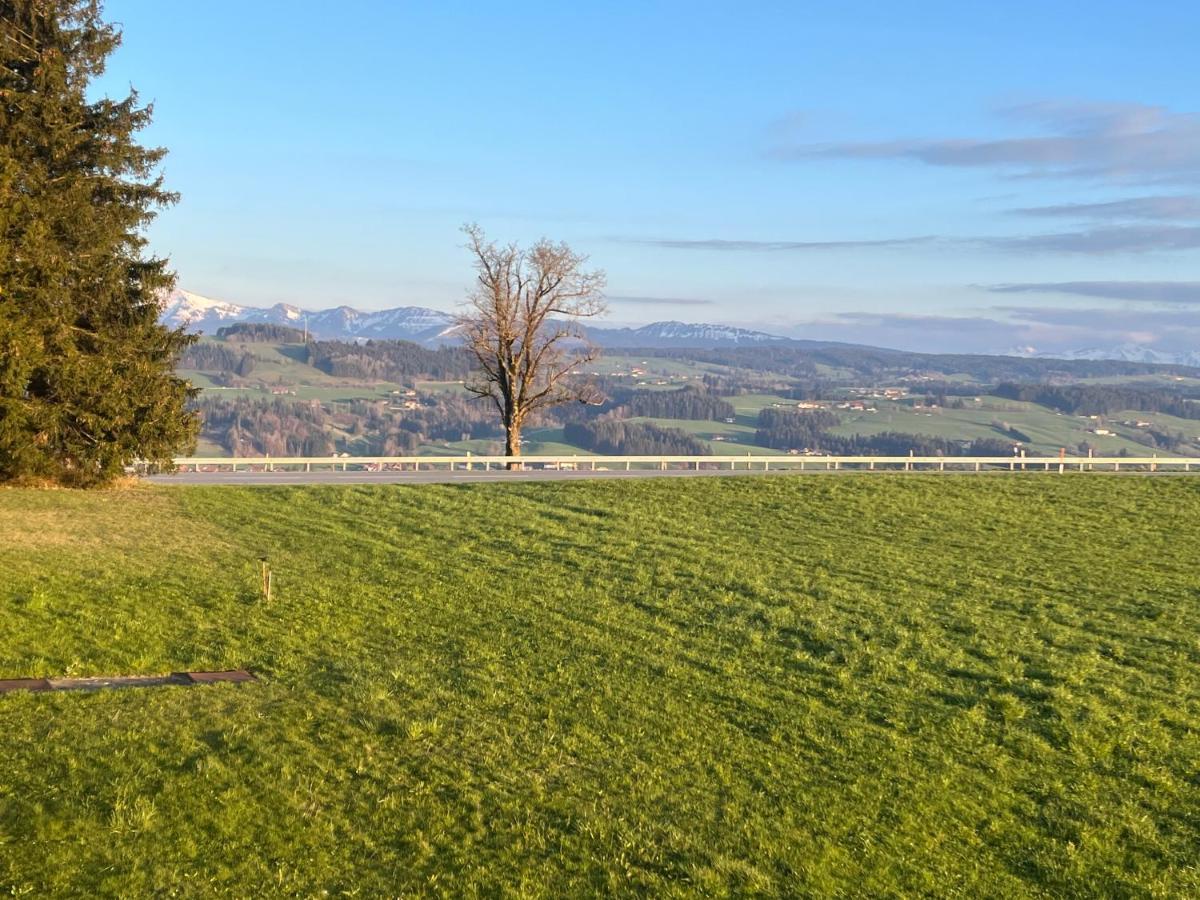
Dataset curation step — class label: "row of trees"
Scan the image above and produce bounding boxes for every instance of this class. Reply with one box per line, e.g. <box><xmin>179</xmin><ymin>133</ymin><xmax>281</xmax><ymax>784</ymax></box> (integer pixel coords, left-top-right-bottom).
<box><xmin>753</xmin><ymin>409</ymin><xmax>841</xmax><ymax>451</ymax></box>
<box><xmin>823</xmin><ymin>433</ymin><xmax>1019</xmax><ymax>457</ymax></box>
<box><xmin>305</xmin><ymin>340</ymin><xmax>475</xmax><ymax>382</ymax></box>
<box><xmin>194</xmin><ymin>393</ymin><xmax>506</xmax><ymax>457</ymax></box>
<box><xmin>179</xmin><ymin>343</ymin><xmax>255</xmax><ymax>375</ymax></box>
<box><xmin>563</xmin><ymin>421</ymin><xmax>706</xmax><ymax>455</ymax></box>
<box><xmin>753</xmin><ymin>409</ymin><xmax>1019</xmax><ymax>456</ymax></box>
<box><xmin>624</xmin><ymin>386</ymin><xmax>735</xmax><ymax>421</ymax></box>
<box><xmin>216</xmin><ymin>323</ymin><xmax>306</xmax><ymax>343</ymax></box>
<box><xmin>995</xmin><ymin>383</ymin><xmax>1200</xmax><ymax>420</ymax></box>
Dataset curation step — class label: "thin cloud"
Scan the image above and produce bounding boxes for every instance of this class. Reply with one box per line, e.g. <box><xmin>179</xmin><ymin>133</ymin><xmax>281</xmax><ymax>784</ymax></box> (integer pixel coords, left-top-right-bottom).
<box><xmin>1011</xmin><ymin>196</ymin><xmax>1200</xmax><ymax>221</ymax></box>
<box><xmin>621</xmin><ymin>236</ymin><xmax>937</xmax><ymax>252</ymax></box>
<box><xmin>829</xmin><ymin>311</ymin><xmax>1005</xmax><ymax>332</ymax></box>
<box><xmin>790</xmin><ymin>307</ymin><xmax>1200</xmax><ymax>354</ymax></box>
<box><xmin>998</xmin><ymin>306</ymin><xmax>1200</xmax><ymax>326</ymax></box>
<box><xmin>988</xmin><ymin>281</ymin><xmax>1200</xmax><ymax>304</ymax></box>
<box><xmin>993</xmin><ymin>306</ymin><xmax>1200</xmax><ymax>353</ymax></box>
<box><xmin>775</xmin><ymin>100</ymin><xmax>1200</xmax><ymax>184</ymax></box>
<box><xmin>626</xmin><ymin>227</ymin><xmax>1198</xmax><ymax>256</ymax></box>
<box><xmin>607</xmin><ymin>294</ymin><xmax>714</xmax><ymax>306</ymax></box>
<box><xmin>787</xmin><ymin>311</ymin><xmax>1031</xmax><ymax>354</ymax></box>
<box><xmin>989</xmin><ymin>224</ymin><xmax>1200</xmax><ymax>254</ymax></box>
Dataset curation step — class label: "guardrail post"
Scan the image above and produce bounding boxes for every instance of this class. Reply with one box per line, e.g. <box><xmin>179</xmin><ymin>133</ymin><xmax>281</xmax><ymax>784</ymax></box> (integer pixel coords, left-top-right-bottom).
<box><xmin>626</xmin><ymin>460</ymin><xmax>631</xmax><ymax>471</ymax></box>
<box><xmin>975</xmin><ymin>461</ymin><xmax>980</xmax><ymax>472</ymax></box>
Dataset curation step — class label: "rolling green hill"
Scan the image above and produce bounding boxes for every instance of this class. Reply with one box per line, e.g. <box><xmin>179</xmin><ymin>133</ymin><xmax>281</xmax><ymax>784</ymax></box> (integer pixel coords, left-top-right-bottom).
<box><xmin>176</xmin><ymin>338</ymin><xmax>1200</xmax><ymax>457</ymax></box>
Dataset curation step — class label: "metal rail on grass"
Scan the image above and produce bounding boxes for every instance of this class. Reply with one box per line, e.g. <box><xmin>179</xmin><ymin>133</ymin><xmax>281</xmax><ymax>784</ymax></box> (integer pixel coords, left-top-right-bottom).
<box><xmin>152</xmin><ymin>454</ymin><xmax>1198</xmax><ymax>474</ymax></box>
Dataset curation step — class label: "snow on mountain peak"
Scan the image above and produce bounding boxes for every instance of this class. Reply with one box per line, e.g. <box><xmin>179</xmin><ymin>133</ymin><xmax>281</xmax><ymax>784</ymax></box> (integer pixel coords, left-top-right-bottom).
<box><xmin>1003</xmin><ymin>343</ymin><xmax>1200</xmax><ymax>367</ymax></box>
<box><xmin>160</xmin><ymin>289</ymin><xmax>793</xmax><ymax>349</ymax></box>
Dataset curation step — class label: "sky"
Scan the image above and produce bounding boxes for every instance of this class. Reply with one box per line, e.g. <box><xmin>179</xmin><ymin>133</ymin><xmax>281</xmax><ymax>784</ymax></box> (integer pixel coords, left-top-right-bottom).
<box><xmin>98</xmin><ymin>0</ymin><xmax>1200</xmax><ymax>353</ymax></box>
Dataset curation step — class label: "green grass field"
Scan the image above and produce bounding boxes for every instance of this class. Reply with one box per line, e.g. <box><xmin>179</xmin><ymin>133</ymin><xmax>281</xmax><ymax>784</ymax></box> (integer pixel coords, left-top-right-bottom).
<box><xmin>3</xmin><ymin>478</ymin><xmax>1198</xmax><ymax>895</ymax></box>
<box><xmin>829</xmin><ymin>397</ymin><xmax>1156</xmax><ymax>456</ymax></box>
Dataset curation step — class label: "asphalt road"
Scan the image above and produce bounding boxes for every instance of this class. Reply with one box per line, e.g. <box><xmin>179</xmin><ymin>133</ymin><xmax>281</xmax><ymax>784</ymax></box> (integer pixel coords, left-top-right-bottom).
<box><xmin>144</xmin><ymin>466</ymin><xmax>1185</xmax><ymax>486</ymax></box>
<box><xmin>148</xmin><ymin>467</ymin><xmax>794</xmax><ymax>486</ymax></box>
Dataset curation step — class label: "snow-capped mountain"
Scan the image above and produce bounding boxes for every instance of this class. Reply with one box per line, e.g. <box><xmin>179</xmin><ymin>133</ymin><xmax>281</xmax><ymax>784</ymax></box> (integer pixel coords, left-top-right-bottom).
<box><xmin>1003</xmin><ymin>343</ymin><xmax>1200</xmax><ymax>367</ymax></box>
<box><xmin>585</xmin><ymin>320</ymin><xmax>788</xmax><ymax>348</ymax></box>
<box><xmin>161</xmin><ymin>291</ymin><xmax>791</xmax><ymax>348</ymax></box>
<box><xmin>160</xmin><ymin>289</ymin><xmax>457</xmax><ymax>344</ymax></box>
<box><xmin>160</xmin><ymin>289</ymin><xmax>263</xmax><ymax>329</ymax></box>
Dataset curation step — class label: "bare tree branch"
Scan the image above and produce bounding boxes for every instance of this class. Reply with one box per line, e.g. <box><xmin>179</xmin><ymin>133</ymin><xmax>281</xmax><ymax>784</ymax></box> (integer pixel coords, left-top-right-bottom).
<box><xmin>455</xmin><ymin>225</ymin><xmax>607</xmax><ymax>466</ymax></box>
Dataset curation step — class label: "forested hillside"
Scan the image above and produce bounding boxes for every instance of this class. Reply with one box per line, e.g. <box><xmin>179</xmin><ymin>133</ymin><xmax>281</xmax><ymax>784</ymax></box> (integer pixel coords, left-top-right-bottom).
<box><xmin>176</xmin><ymin>331</ymin><xmax>1200</xmax><ymax>458</ymax></box>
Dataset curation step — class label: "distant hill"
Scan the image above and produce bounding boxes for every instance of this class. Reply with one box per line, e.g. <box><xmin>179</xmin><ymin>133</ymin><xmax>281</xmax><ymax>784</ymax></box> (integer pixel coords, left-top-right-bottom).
<box><xmin>160</xmin><ymin>290</ymin><xmax>1200</xmax><ymax>375</ymax></box>
<box><xmin>161</xmin><ymin>290</ymin><xmax>792</xmax><ymax>348</ymax></box>
<box><xmin>1004</xmin><ymin>344</ymin><xmax>1200</xmax><ymax>368</ymax></box>
<box><xmin>583</xmin><ymin>321</ymin><xmax>786</xmax><ymax>348</ymax></box>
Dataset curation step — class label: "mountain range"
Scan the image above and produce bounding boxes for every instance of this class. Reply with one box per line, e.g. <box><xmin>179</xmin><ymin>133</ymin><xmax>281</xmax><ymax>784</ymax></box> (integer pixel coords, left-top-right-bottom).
<box><xmin>1003</xmin><ymin>344</ymin><xmax>1200</xmax><ymax>368</ymax></box>
<box><xmin>160</xmin><ymin>290</ymin><xmax>457</xmax><ymax>344</ymax></box>
<box><xmin>160</xmin><ymin>289</ymin><xmax>788</xmax><ymax>349</ymax></box>
<box><xmin>162</xmin><ymin>289</ymin><xmax>1199</xmax><ymax>362</ymax></box>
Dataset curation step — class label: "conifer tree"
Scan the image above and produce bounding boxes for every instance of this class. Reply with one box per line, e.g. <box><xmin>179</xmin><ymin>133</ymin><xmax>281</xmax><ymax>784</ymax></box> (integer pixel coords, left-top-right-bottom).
<box><xmin>0</xmin><ymin>0</ymin><xmax>197</xmax><ymax>485</ymax></box>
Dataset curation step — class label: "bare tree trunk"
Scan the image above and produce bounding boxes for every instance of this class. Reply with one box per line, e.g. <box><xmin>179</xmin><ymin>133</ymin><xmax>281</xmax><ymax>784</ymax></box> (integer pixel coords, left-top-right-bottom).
<box><xmin>505</xmin><ymin>415</ymin><xmax>521</xmax><ymax>470</ymax></box>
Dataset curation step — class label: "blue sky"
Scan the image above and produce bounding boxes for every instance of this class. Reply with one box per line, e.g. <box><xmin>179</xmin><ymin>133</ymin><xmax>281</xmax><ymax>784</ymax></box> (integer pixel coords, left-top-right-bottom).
<box><xmin>100</xmin><ymin>1</ymin><xmax>1200</xmax><ymax>352</ymax></box>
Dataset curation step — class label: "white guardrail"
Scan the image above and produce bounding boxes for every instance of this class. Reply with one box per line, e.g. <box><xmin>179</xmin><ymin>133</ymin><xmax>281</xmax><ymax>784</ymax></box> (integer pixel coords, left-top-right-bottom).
<box><xmin>154</xmin><ymin>454</ymin><xmax>1200</xmax><ymax>474</ymax></box>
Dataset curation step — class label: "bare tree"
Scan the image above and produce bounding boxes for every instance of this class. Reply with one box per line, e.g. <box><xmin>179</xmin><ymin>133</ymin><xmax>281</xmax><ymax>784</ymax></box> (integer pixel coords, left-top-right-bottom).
<box><xmin>458</xmin><ymin>225</ymin><xmax>606</xmax><ymax>465</ymax></box>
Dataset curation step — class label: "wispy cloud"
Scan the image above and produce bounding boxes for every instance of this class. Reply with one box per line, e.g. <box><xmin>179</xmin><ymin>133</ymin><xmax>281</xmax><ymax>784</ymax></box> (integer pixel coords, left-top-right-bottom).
<box><xmin>988</xmin><ymin>281</ymin><xmax>1200</xmax><ymax>304</ymax></box>
<box><xmin>786</xmin><ymin>311</ymin><xmax>1031</xmax><ymax>354</ymax></box>
<box><xmin>785</xmin><ymin>306</ymin><xmax>1200</xmax><ymax>354</ymax></box>
<box><xmin>822</xmin><ymin>311</ymin><xmax>1009</xmax><ymax>335</ymax></box>
<box><xmin>624</xmin><ymin>227</ymin><xmax>1200</xmax><ymax>256</ymax></box>
<box><xmin>989</xmin><ymin>224</ymin><xmax>1200</xmax><ymax>254</ymax></box>
<box><xmin>607</xmin><ymin>294</ymin><xmax>714</xmax><ymax>306</ymax></box>
<box><xmin>1011</xmin><ymin>195</ymin><xmax>1200</xmax><ymax>221</ymax></box>
<box><xmin>774</xmin><ymin>100</ymin><xmax>1200</xmax><ymax>184</ymax></box>
<box><xmin>999</xmin><ymin>305</ymin><xmax>1200</xmax><ymax>332</ymax></box>
<box><xmin>620</xmin><ymin>236</ymin><xmax>936</xmax><ymax>252</ymax></box>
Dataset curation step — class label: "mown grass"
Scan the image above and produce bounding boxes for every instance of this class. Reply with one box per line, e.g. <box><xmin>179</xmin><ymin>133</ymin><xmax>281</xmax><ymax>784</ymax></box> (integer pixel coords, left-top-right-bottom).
<box><xmin>1</xmin><ymin>477</ymin><xmax>1199</xmax><ymax>896</ymax></box>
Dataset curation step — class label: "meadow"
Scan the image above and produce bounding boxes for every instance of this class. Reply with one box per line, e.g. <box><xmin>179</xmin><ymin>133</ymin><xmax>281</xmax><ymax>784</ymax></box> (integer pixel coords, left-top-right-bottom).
<box><xmin>2</xmin><ymin>477</ymin><xmax>1198</xmax><ymax>896</ymax></box>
